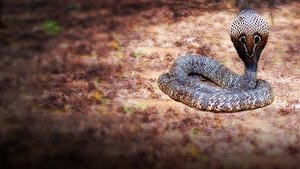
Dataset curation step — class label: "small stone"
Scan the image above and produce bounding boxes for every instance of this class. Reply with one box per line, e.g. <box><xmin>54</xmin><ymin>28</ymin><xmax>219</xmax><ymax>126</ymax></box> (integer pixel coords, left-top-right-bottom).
<box><xmin>294</xmin><ymin>103</ymin><xmax>300</xmax><ymax>112</ymax></box>
<box><xmin>186</xmin><ymin>37</ymin><xmax>196</xmax><ymax>44</ymax></box>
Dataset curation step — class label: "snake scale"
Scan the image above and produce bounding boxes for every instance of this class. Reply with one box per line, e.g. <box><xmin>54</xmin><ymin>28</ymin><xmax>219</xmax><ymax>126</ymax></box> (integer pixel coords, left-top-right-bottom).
<box><xmin>158</xmin><ymin>8</ymin><xmax>274</xmax><ymax>112</ymax></box>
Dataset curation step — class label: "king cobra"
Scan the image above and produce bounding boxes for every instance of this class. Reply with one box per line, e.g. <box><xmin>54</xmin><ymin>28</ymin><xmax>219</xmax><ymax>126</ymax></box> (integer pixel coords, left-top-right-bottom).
<box><xmin>158</xmin><ymin>8</ymin><xmax>274</xmax><ymax>112</ymax></box>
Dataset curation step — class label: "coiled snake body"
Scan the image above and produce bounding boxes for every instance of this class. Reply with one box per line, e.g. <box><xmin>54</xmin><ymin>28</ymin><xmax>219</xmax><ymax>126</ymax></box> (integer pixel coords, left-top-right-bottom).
<box><xmin>158</xmin><ymin>9</ymin><xmax>274</xmax><ymax>112</ymax></box>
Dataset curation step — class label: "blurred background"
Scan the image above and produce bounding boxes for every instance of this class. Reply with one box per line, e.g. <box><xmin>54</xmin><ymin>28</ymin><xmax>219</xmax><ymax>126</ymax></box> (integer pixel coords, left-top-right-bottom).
<box><xmin>0</xmin><ymin>0</ymin><xmax>299</xmax><ymax>169</ymax></box>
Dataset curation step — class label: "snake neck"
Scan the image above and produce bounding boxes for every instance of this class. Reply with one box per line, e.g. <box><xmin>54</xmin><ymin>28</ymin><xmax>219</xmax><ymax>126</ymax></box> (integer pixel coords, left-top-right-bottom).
<box><xmin>241</xmin><ymin>63</ymin><xmax>257</xmax><ymax>89</ymax></box>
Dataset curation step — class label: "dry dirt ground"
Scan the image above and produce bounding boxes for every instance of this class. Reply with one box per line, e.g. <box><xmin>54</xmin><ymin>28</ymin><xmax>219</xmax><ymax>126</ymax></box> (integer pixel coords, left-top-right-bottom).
<box><xmin>0</xmin><ymin>0</ymin><xmax>299</xmax><ymax>169</ymax></box>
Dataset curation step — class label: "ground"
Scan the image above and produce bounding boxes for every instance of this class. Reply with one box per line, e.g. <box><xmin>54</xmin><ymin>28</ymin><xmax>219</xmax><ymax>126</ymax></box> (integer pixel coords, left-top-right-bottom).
<box><xmin>0</xmin><ymin>0</ymin><xmax>299</xmax><ymax>169</ymax></box>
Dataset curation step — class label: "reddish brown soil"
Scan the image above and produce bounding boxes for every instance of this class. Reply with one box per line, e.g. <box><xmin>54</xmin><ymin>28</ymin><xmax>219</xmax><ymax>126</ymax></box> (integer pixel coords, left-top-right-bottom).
<box><xmin>0</xmin><ymin>0</ymin><xmax>299</xmax><ymax>169</ymax></box>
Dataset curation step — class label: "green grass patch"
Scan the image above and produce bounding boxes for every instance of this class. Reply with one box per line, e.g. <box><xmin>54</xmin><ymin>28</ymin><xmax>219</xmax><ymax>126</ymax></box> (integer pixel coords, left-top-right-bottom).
<box><xmin>40</xmin><ymin>20</ymin><xmax>62</xmax><ymax>34</ymax></box>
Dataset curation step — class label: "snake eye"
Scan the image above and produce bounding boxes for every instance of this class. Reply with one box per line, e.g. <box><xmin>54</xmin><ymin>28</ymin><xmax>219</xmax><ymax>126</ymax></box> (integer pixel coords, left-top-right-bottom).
<box><xmin>254</xmin><ymin>35</ymin><xmax>261</xmax><ymax>44</ymax></box>
<box><xmin>239</xmin><ymin>36</ymin><xmax>247</xmax><ymax>45</ymax></box>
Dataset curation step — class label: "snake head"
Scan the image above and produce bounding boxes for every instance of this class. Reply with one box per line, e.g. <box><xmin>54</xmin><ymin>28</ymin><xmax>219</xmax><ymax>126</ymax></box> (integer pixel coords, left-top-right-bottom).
<box><xmin>230</xmin><ymin>8</ymin><xmax>269</xmax><ymax>70</ymax></box>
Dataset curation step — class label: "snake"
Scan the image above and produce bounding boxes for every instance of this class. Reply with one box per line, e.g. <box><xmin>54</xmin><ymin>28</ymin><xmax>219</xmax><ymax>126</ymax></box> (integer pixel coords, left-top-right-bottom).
<box><xmin>158</xmin><ymin>8</ymin><xmax>274</xmax><ymax>112</ymax></box>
